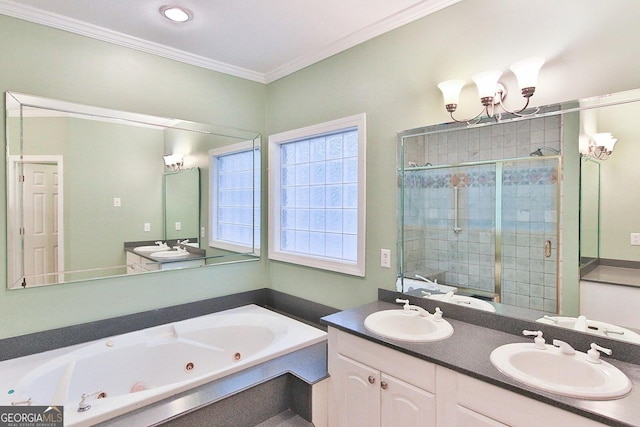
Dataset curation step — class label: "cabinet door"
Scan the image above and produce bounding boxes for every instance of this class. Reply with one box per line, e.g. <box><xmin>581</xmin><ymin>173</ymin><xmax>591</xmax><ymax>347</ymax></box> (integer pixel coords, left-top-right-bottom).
<box><xmin>455</xmin><ymin>405</ymin><xmax>509</xmax><ymax>427</ymax></box>
<box><xmin>381</xmin><ymin>373</ymin><xmax>436</xmax><ymax>427</ymax></box>
<box><xmin>332</xmin><ymin>354</ymin><xmax>380</xmax><ymax>427</ymax></box>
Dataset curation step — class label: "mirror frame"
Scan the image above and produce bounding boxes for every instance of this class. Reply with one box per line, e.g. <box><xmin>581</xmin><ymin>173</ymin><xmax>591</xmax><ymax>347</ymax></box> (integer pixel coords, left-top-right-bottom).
<box><xmin>5</xmin><ymin>91</ymin><xmax>262</xmax><ymax>289</ymax></box>
<box><xmin>397</xmin><ymin>88</ymin><xmax>640</xmax><ymax>326</ymax></box>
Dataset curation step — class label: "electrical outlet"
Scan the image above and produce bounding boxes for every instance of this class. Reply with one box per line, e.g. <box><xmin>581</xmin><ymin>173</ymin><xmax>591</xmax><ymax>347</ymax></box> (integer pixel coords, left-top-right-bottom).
<box><xmin>175</xmin><ymin>221</ymin><xmax>182</xmax><ymax>231</ymax></box>
<box><xmin>144</xmin><ymin>223</ymin><xmax>151</xmax><ymax>232</ymax></box>
<box><xmin>631</xmin><ymin>233</ymin><xmax>640</xmax><ymax>246</ymax></box>
<box><xmin>380</xmin><ymin>249</ymin><xmax>391</xmax><ymax>268</ymax></box>
<box><xmin>113</xmin><ymin>197</ymin><xmax>121</xmax><ymax>207</ymax></box>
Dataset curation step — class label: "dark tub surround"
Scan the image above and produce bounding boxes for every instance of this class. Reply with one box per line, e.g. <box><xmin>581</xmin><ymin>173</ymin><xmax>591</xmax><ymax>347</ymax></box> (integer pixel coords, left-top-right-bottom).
<box><xmin>97</xmin><ymin>342</ymin><xmax>327</xmax><ymax>427</ymax></box>
<box><xmin>0</xmin><ymin>289</ymin><xmax>339</xmax><ymax>361</ymax></box>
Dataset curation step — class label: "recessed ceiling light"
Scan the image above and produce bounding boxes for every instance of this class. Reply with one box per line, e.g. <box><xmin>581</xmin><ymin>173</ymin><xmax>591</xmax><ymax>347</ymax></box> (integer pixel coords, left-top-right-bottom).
<box><xmin>160</xmin><ymin>6</ymin><xmax>192</xmax><ymax>23</ymax></box>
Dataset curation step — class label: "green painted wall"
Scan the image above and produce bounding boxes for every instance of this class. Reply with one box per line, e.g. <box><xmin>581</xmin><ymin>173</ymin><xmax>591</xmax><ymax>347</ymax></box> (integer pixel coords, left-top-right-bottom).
<box><xmin>597</xmin><ymin>100</ymin><xmax>640</xmax><ymax>260</ymax></box>
<box><xmin>164</xmin><ymin>169</ymin><xmax>200</xmax><ymax>241</ymax></box>
<box><xmin>3</xmin><ymin>0</ymin><xmax>640</xmax><ymax>339</ymax></box>
<box><xmin>0</xmin><ymin>14</ymin><xmax>268</xmax><ymax>338</ymax></box>
<box><xmin>265</xmin><ymin>0</ymin><xmax>640</xmax><ymax>310</ymax></box>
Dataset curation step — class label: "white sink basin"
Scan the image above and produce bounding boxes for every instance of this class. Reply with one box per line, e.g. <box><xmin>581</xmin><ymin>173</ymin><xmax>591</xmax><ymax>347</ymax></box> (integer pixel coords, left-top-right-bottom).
<box><xmin>364</xmin><ymin>310</ymin><xmax>453</xmax><ymax>342</ymax></box>
<box><xmin>134</xmin><ymin>245</ymin><xmax>170</xmax><ymax>254</ymax></box>
<box><xmin>428</xmin><ymin>294</ymin><xmax>496</xmax><ymax>313</ymax></box>
<box><xmin>150</xmin><ymin>250</ymin><xmax>189</xmax><ymax>258</ymax></box>
<box><xmin>536</xmin><ymin>316</ymin><xmax>640</xmax><ymax>344</ymax></box>
<box><xmin>490</xmin><ymin>343</ymin><xmax>632</xmax><ymax>400</ymax></box>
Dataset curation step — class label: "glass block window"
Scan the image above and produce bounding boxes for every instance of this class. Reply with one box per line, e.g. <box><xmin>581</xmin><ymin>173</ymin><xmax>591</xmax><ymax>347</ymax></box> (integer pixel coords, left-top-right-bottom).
<box><xmin>209</xmin><ymin>141</ymin><xmax>260</xmax><ymax>254</ymax></box>
<box><xmin>268</xmin><ymin>114</ymin><xmax>366</xmax><ymax>276</ymax></box>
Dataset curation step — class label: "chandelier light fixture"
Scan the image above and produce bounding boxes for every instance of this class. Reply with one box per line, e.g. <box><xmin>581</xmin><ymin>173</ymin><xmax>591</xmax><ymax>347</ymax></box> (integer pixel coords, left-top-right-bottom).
<box><xmin>437</xmin><ymin>57</ymin><xmax>545</xmax><ymax>124</ymax></box>
<box><xmin>581</xmin><ymin>133</ymin><xmax>618</xmax><ymax>160</ymax></box>
<box><xmin>163</xmin><ymin>154</ymin><xmax>184</xmax><ymax>171</ymax></box>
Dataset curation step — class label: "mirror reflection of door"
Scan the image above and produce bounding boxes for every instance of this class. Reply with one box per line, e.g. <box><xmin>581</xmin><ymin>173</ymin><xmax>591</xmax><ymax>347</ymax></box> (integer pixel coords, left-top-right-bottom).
<box><xmin>20</xmin><ymin>159</ymin><xmax>64</xmax><ymax>286</ymax></box>
<box><xmin>23</xmin><ymin>163</ymin><xmax>58</xmax><ymax>285</ymax></box>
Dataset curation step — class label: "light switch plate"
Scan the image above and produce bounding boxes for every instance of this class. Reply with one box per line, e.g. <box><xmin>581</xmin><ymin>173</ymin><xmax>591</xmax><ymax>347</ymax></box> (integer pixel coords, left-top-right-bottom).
<box><xmin>631</xmin><ymin>233</ymin><xmax>640</xmax><ymax>246</ymax></box>
<box><xmin>144</xmin><ymin>223</ymin><xmax>151</xmax><ymax>232</ymax></box>
<box><xmin>380</xmin><ymin>249</ymin><xmax>391</xmax><ymax>268</ymax></box>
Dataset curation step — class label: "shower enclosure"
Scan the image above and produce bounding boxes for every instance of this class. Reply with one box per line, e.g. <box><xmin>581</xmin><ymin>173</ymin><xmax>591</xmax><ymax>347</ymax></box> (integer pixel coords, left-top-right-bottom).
<box><xmin>398</xmin><ymin>117</ymin><xmax>562</xmax><ymax>313</ymax></box>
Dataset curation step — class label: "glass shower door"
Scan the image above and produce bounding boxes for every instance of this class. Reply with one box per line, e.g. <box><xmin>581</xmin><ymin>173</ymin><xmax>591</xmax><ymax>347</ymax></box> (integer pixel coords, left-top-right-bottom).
<box><xmin>401</xmin><ymin>163</ymin><xmax>497</xmax><ymax>297</ymax></box>
<box><xmin>499</xmin><ymin>158</ymin><xmax>559</xmax><ymax>312</ymax></box>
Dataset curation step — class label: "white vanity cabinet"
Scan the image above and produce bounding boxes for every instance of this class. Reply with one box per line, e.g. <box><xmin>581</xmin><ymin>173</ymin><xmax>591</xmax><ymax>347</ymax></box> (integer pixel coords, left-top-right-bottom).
<box><xmin>328</xmin><ymin>327</ymin><xmax>436</xmax><ymax>426</ymax></box>
<box><xmin>436</xmin><ymin>367</ymin><xmax>606</xmax><ymax>427</ymax></box>
<box><xmin>328</xmin><ymin>327</ymin><xmax>606</xmax><ymax>427</ymax></box>
<box><xmin>580</xmin><ymin>279</ymin><xmax>640</xmax><ymax>330</ymax></box>
<box><xmin>126</xmin><ymin>252</ymin><xmax>159</xmax><ymax>273</ymax></box>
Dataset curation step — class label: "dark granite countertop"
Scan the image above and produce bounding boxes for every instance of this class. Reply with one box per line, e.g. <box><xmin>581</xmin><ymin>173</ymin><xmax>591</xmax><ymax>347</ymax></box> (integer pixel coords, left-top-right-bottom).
<box><xmin>321</xmin><ymin>300</ymin><xmax>640</xmax><ymax>427</ymax></box>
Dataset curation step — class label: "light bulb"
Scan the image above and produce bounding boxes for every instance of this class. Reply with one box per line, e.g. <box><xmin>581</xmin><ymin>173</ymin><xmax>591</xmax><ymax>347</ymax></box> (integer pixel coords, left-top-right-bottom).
<box><xmin>472</xmin><ymin>70</ymin><xmax>502</xmax><ymax>104</ymax></box>
<box><xmin>437</xmin><ymin>80</ymin><xmax>466</xmax><ymax>112</ymax></box>
<box><xmin>510</xmin><ymin>58</ymin><xmax>545</xmax><ymax>97</ymax></box>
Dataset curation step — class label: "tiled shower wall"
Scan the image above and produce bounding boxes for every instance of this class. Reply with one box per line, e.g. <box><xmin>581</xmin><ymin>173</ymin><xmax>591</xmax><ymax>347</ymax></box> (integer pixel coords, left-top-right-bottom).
<box><xmin>401</xmin><ymin>114</ymin><xmax>561</xmax><ymax>311</ymax></box>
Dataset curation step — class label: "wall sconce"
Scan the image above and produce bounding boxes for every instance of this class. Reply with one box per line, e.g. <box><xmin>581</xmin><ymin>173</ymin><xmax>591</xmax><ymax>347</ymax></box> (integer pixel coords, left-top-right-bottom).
<box><xmin>581</xmin><ymin>133</ymin><xmax>618</xmax><ymax>160</ymax></box>
<box><xmin>163</xmin><ymin>154</ymin><xmax>184</xmax><ymax>171</ymax></box>
<box><xmin>437</xmin><ymin>57</ymin><xmax>545</xmax><ymax>123</ymax></box>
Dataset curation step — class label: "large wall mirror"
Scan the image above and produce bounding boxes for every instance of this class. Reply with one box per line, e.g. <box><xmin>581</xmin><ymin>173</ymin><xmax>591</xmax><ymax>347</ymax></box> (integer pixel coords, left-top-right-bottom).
<box><xmin>397</xmin><ymin>88</ymin><xmax>640</xmax><ymax>344</ymax></box>
<box><xmin>6</xmin><ymin>92</ymin><xmax>261</xmax><ymax>289</ymax></box>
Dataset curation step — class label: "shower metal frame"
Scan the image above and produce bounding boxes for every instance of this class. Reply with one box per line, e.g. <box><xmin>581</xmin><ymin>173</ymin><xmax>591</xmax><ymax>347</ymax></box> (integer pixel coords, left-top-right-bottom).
<box><xmin>398</xmin><ymin>132</ymin><xmax>561</xmax><ymax>309</ymax></box>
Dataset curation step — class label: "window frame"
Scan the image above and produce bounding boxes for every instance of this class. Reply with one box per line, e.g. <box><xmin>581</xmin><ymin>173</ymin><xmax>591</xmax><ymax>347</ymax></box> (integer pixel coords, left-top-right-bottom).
<box><xmin>208</xmin><ymin>139</ymin><xmax>261</xmax><ymax>255</ymax></box>
<box><xmin>268</xmin><ymin>113</ymin><xmax>366</xmax><ymax>276</ymax></box>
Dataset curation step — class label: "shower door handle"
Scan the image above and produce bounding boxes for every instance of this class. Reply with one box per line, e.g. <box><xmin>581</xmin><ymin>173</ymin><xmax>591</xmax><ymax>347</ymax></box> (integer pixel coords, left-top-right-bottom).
<box><xmin>544</xmin><ymin>240</ymin><xmax>552</xmax><ymax>258</ymax></box>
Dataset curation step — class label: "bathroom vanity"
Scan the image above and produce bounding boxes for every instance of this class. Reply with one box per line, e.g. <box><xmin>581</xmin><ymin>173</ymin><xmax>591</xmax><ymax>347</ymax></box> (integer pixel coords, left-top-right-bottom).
<box><xmin>580</xmin><ymin>262</ymin><xmax>640</xmax><ymax>332</ymax></box>
<box><xmin>322</xmin><ymin>297</ymin><xmax>640</xmax><ymax>427</ymax></box>
<box><xmin>124</xmin><ymin>241</ymin><xmax>205</xmax><ymax>273</ymax></box>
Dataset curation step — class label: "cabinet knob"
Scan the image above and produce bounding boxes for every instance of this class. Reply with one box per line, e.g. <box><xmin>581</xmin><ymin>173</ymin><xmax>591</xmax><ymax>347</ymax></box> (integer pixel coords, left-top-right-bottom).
<box><xmin>368</xmin><ymin>376</ymin><xmax>375</xmax><ymax>384</ymax></box>
<box><xmin>380</xmin><ymin>381</ymin><xmax>388</xmax><ymax>390</ymax></box>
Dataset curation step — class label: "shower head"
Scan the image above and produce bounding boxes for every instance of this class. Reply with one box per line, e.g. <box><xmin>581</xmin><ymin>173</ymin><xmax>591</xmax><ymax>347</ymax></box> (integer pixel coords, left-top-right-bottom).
<box><xmin>530</xmin><ymin>146</ymin><xmax>561</xmax><ymax>157</ymax></box>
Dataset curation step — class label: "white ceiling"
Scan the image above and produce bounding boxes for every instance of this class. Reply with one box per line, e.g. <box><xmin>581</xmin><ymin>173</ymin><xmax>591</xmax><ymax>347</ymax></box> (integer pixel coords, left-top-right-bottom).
<box><xmin>0</xmin><ymin>0</ymin><xmax>459</xmax><ymax>83</ymax></box>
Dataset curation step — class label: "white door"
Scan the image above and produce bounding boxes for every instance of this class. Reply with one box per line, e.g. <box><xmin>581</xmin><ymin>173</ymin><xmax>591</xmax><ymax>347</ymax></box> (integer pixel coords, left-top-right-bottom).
<box><xmin>23</xmin><ymin>163</ymin><xmax>60</xmax><ymax>285</ymax></box>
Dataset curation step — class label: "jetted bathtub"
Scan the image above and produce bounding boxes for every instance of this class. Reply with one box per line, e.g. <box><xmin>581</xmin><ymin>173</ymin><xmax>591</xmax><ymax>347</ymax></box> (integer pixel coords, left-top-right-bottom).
<box><xmin>0</xmin><ymin>305</ymin><xmax>327</xmax><ymax>426</ymax></box>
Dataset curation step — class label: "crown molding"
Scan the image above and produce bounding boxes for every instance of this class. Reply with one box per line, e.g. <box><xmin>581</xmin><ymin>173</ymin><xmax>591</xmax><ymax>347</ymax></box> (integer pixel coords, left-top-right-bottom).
<box><xmin>0</xmin><ymin>0</ymin><xmax>459</xmax><ymax>85</ymax></box>
<box><xmin>264</xmin><ymin>0</ymin><xmax>461</xmax><ymax>83</ymax></box>
<box><xmin>0</xmin><ymin>0</ymin><xmax>267</xmax><ymax>83</ymax></box>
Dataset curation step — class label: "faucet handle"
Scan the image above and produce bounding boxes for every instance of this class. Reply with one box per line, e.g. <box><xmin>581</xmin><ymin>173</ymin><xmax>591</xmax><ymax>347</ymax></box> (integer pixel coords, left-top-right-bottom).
<box><xmin>523</xmin><ymin>330</ymin><xmax>546</xmax><ymax>349</ymax></box>
<box><xmin>552</xmin><ymin>339</ymin><xmax>576</xmax><ymax>355</ymax></box>
<box><xmin>395</xmin><ymin>298</ymin><xmax>410</xmax><ymax>311</ymax></box>
<box><xmin>587</xmin><ymin>343</ymin><xmax>612</xmax><ymax>363</ymax></box>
